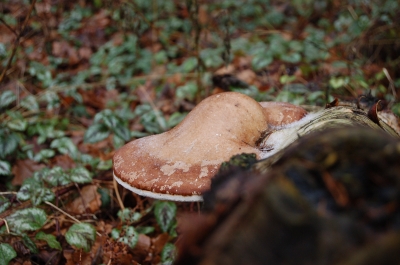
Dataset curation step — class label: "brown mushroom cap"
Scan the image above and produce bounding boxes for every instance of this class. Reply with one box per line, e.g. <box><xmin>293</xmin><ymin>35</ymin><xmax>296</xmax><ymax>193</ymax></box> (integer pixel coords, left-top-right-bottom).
<box><xmin>259</xmin><ymin>102</ymin><xmax>307</xmax><ymax>127</ymax></box>
<box><xmin>113</xmin><ymin>92</ymin><xmax>268</xmax><ymax>201</ymax></box>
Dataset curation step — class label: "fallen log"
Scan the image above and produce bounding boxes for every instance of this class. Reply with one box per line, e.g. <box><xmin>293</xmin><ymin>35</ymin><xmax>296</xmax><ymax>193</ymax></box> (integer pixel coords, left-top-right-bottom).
<box><xmin>176</xmin><ymin>104</ymin><xmax>400</xmax><ymax>265</ymax></box>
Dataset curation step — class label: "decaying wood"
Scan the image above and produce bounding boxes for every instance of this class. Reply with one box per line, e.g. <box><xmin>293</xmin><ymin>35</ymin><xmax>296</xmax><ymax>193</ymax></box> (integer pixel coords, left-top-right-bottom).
<box><xmin>255</xmin><ymin>105</ymin><xmax>399</xmax><ymax>172</ymax></box>
<box><xmin>176</xmin><ymin>105</ymin><xmax>400</xmax><ymax>265</ymax></box>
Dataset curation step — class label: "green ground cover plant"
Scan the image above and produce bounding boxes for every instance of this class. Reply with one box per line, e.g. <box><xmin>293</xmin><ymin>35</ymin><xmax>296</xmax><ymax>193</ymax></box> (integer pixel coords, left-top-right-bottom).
<box><xmin>0</xmin><ymin>0</ymin><xmax>399</xmax><ymax>264</ymax></box>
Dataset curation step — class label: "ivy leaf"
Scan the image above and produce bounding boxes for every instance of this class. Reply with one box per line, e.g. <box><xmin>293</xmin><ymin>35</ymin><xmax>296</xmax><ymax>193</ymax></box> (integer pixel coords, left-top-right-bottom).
<box><xmin>252</xmin><ymin>53</ymin><xmax>273</xmax><ymax>71</ymax></box>
<box><xmin>111</xmin><ymin>226</ymin><xmax>139</xmax><ymax>249</ymax></box>
<box><xmin>0</xmin><ymin>243</ymin><xmax>17</xmax><ymax>265</ymax></box>
<box><xmin>65</xmin><ymin>223</ymin><xmax>96</xmax><ymax>253</ymax></box>
<box><xmin>69</xmin><ymin>167</ymin><xmax>92</xmax><ymax>184</ymax></box>
<box><xmin>21</xmin><ymin>233</ymin><xmax>38</xmax><ymax>254</ymax></box>
<box><xmin>167</xmin><ymin>112</ymin><xmax>186</xmax><ymax>128</ymax></box>
<box><xmin>179</xmin><ymin>57</ymin><xmax>198</xmax><ymax>73</ymax></box>
<box><xmin>36</xmin><ymin>123</ymin><xmax>64</xmax><ymax>144</ymax></box>
<box><xmin>0</xmin><ymin>196</ymin><xmax>11</xmax><ymax>213</ymax></box>
<box><xmin>20</xmin><ymin>95</ymin><xmax>39</xmax><ymax>111</ymax></box>
<box><xmin>117</xmin><ymin>208</ymin><xmax>142</xmax><ymax>224</ymax></box>
<box><xmin>97</xmin><ymin>110</ymin><xmax>119</xmax><ymax>129</ymax></box>
<box><xmin>17</xmin><ymin>178</ymin><xmax>55</xmax><ymax>206</ymax></box>
<box><xmin>176</xmin><ymin>82</ymin><xmax>198</xmax><ymax>101</ymax></box>
<box><xmin>7</xmin><ymin>119</ymin><xmax>27</xmax><ymax>131</ymax></box>
<box><xmin>112</xmin><ymin>125</ymin><xmax>130</xmax><ymax>142</ymax></box>
<box><xmin>0</xmin><ymin>90</ymin><xmax>16</xmax><ymax>109</ymax></box>
<box><xmin>40</xmin><ymin>167</ymin><xmax>71</xmax><ymax>187</ymax></box>
<box><xmin>329</xmin><ymin>76</ymin><xmax>349</xmax><ymax>89</ymax></box>
<box><xmin>33</xmin><ymin>149</ymin><xmax>55</xmax><ymax>162</ymax></box>
<box><xmin>0</xmin><ymin>133</ymin><xmax>19</xmax><ymax>159</ymax></box>
<box><xmin>96</xmin><ymin>159</ymin><xmax>112</xmax><ymax>171</ymax></box>
<box><xmin>35</xmin><ymin>231</ymin><xmax>62</xmax><ymax>250</ymax></box>
<box><xmin>112</xmin><ymin>134</ymin><xmax>125</xmax><ymax>149</ymax></box>
<box><xmin>6</xmin><ymin>208</ymin><xmax>47</xmax><ymax>233</ymax></box>
<box><xmin>0</xmin><ymin>160</ymin><xmax>11</xmax><ymax>175</ymax></box>
<box><xmin>50</xmin><ymin>137</ymin><xmax>78</xmax><ymax>157</ymax></box>
<box><xmin>84</xmin><ymin>123</ymin><xmax>110</xmax><ymax>143</ymax></box>
<box><xmin>154</xmin><ymin>201</ymin><xmax>177</xmax><ymax>233</ymax></box>
<box><xmin>44</xmin><ymin>91</ymin><xmax>60</xmax><ymax>111</ymax></box>
<box><xmin>281</xmin><ymin>52</ymin><xmax>302</xmax><ymax>63</ymax></box>
<box><xmin>161</xmin><ymin>243</ymin><xmax>176</xmax><ymax>265</ymax></box>
<box><xmin>136</xmin><ymin>226</ymin><xmax>155</xmax><ymax>235</ymax></box>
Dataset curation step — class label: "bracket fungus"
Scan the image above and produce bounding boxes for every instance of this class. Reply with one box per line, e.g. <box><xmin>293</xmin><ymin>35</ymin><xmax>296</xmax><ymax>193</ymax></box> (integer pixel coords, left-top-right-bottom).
<box><xmin>113</xmin><ymin>92</ymin><xmax>270</xmax><ymax>201</ymax></box>
<box><xmin>259</xmin><ymin>102</ymin><xmax>307</xmax><ymax>128</ymax></box>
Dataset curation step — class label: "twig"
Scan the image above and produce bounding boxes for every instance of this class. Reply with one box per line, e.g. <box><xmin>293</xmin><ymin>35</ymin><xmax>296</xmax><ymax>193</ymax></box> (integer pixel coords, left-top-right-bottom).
<box><xmin>347</xmin><ymin>5</ymin><xmax>358</xmax><ymax>20</ymax></box>
<box><xmin>0</xmin><ymin>192</ymin><xmax>17</xmax><ymax>195</ymax></box>
<box><xmin>45</xmin><ymin>201</ymin><xmax>102</xmax><ymax>237</ymax></box>
<box><xmin>0</xmin><ymin>0</ymin><xmax>37</xmax><ymax>83</ymax></box>
<box><xmin>0</xmin><ymin>218</ymin><xmax>10</xmax><ymax>234</ymax></box>
<box><xmin>383</xmin><ymin>68</ymin><xmax>397</xmax><ymax>99</ymax></box>
<box><xmin>0</xmin><ymin>17</ymin><xmax>18</xmax><ymax>36</ymax></box>
<box><xmin>45</xmin><ymin>201</ymin><xmax>81</xmax><ymax>224</ymax></box>
<box><xmin>187</xmin><ymin>0</ymin><xmax>204</xmax><ymax>102</ymax></box>
<box><xmin>113</xmin><ymin>178</ymin><xmax>125</xmax><ymax>210</ymax></box>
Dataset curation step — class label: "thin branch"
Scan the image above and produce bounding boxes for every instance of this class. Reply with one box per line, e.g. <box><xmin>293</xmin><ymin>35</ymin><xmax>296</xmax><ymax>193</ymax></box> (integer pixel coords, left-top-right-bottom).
<box><xmin>45</xmin><ymin>201</ymin><xmax>81</xmax><ymax>224</ymax></box>
<box><xmin>45</xmin><ymin>201</ymin><xmax>102</xmax><ymax>237</ymax></box>
<box><xmin>383</xmin><ymin>68</ymin><xmax>397</xmax><ymax>99</ymax></box>
<box><xmin>0</xmin><ymin>0</ymin><xmax>37</xmax><ymax>83</ymax></box>
<box><xmin>0</xmin><ymin>17</ymin><xmax>18</xmax><ymax>36</ymax></box>
<box><xmin>0</xmin><ymin>218</ymin><xmax>10</xmax><ymax>234</ymax></box>
<box><xmin>0</xmin><ymin>192</ymin><xmax>17</xmax><ymax>195</ymax></box>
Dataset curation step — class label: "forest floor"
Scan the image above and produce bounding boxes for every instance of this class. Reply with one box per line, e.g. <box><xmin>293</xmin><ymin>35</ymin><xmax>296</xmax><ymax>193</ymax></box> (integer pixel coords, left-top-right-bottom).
<box><xmin>0</xmin><ymin>0</ymin><xmax>399</xmax><ymax>264</ymax></box>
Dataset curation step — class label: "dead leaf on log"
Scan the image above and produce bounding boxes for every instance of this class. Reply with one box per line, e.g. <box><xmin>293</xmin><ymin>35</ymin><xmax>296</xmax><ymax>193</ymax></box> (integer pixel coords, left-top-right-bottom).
<box><xmin>378</xmin><ymin>110</ymin><xmax>400</xmax><ymax>135</ymax></box>
<box><xmin>326</xmin><ymin>98</ymin><xmax>339</xmax><ymax>108</ymax></box>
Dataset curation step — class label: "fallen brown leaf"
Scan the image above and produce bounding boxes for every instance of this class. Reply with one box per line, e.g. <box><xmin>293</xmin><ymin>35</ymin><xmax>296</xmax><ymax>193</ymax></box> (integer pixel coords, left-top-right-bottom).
<box><xmin>65</xmin><ymin>184</ymin><xmax>101</xmax><ymax>214</ymax></box>
<box><xmin>11</xmin><ymin>159</ymin><xmax>45</xmax><ymax>186</ymax></box>
<box><xmin>132</xmin><ymin>234</ymin><xmax>152</xmax><ymax>262</ymax></box>
<box><xmin>50</xmin><ymin>154</ymin><xmax>75</xmax><ymax>170</ymax></box>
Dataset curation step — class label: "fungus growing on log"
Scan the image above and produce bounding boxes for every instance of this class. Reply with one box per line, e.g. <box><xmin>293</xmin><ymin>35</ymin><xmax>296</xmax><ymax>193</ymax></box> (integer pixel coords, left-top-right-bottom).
<box><xmin>113</xmin><ymin>92</ymin><xmax>270</xmax><ymax>201</ymax></box>
<box><xmin>259</xmin><ymin>102</ymin><xmax>307</xmax><ymax>127</ymax></box>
